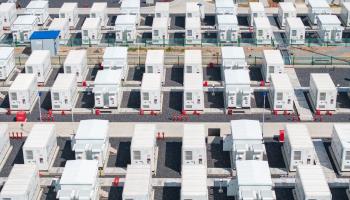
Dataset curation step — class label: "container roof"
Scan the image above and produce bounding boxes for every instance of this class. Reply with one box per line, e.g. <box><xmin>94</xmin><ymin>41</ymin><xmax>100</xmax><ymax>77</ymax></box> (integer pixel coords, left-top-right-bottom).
<box><xmin>286</xmin><ymin>17</ymin><xmax>304</xmax><ymax>29</ymax></box>
<box><xmin>224</xmin><ymin>69</ymin><xmax>250</xmax><ymax>85</ymax></box>
<box><xmin>155</xmin><ymin>2</ymin><xmax>169</xmax><ymax>12</ymax></box>
<box><xmin>236</xmin><ymin>160</ymin><xmax>272</xmax><ymax>186</ymax></box>
<box><xmin>230</xmin><ymin>120</ymin><xmax>262</xmax><ymax>140</ymax></box>
<box><xmin>186</xmin><ymin>17</ymin><xmax>201</xmax><ymax>29</ymax></box>
<box><xmin>25</xmin><ymin>50</ymin><xmax>50</xmax><ymax>65</ymax></box>
<box><xmin>270</xmin><ymin>74</ymin><xmax>293</xmax><ymax>90</ymax></box>
<box><xmin>60</xmin><ymin>160</ymin><xmax>98</xmax><ymax>185</ymax></box>
<box><xmin>263</xmin><ymin>50</ymin><xmax>284</xmax><ymax>64</ymax></box>
<box><xmin>296</xmin><ymin>165</ymin><xmax>331</xmax><ymax>197</ymax></box>
<box><xmin>75</xmin><ymin>119</ymin><xmax>109</xmax><ymax>140</ymax></box>
<box><xmin>183</xmin><ymin>124</ymin><xmax>206</xmax><ymax>148</ymax></box>
<box><xmin>181</xmin><ymin>165</ymin><xmax>207</xmax><ymax>195</ymax></box>
<box><xmin>217</xmin><ymin>14</ymin><xmax>238</xmax><ymax>25</ymax></box>
<box><xmin>115</xmin><ymin>14</ymin><xmax>137</xmax><ymax>25</ymax></box>
<box><xmin>103</xmin><ymin>47</ymin><xmax>128</xmax><ymax>59</ymax></box>
<box><xmin>186</xmin><ymin>2</ymin><xmax>200</xmax><ymax>12</ymax></box>
<box><xmin>317</xmin><ymin>15</ymin><xmax>341</xmax><ymax>25</ymax></box>
<box><xmin>91</xmin><ymin>2</ymin><xmax>107</xmax><ymax>12</ymax></box>
<box><xmin>146</xmin><ymin>50</ymin><xmax>164</xmax><ymax>65</ymax></box>
<box><xmin>52</xmin><ymin>73</ymin><xmax>76</xmax><ymax>90</ymax></box>
<box><xmin>152</xmin><ymin>17</ymin><xmax>168</xmax><ymax>28</ymax></box>
<box><xmin>279</xmin><ymin>2</ymin><xmax>296</xmax><ymax>12</ymax></box>
<box><xmin>185</xmin><ymin>50</ymin><xmax>202</xmax><ymax>64</ymax></box>
<box><xmin>121</xmin><ymin>0</ymin><xmax>140</xmax><ymax>8</ymax></box>
<box><xmin>184</xmin><ymin>73</ymin><xmax>203</xmax><ymax>90</ymax></box>
<box><xmin>10</xmin><ymin>74</ymin><xmax>36</xmax><ymax>91</ymax></box>
<box><xmin>123</xmin><ymin>165</ymin><xmax>151</xmax><ymax>196</ymax></box>
<box><xmin>82</xmin><ymin>18</ymin><xmax>100</xmax><ymax>29</ymax></box>
<box><xmin>215</xmin><ymin>0</ymin><xmax>235</xmax><ymax>8</ymax></box>
<box><xmin>0</xmin><ymin>47</ymin><xmax>14</xmax><ymax>59</ymax></box>
<box><xmin>310</xmin><ymin>73</ymin><xmax>336</xmax><ymax>90</ymax></box>
<box><xmin>49</xmin><ymin>18</ymin><xmax>68</xmax><ymax>30</ymax></box>
<box><xmin>333</xmin><ymin>124</ymin><xmax>350</xmax><ymax>148</ymax></box>
<box><xmin>94</xmin><ymin>69</ymin><xmax>122</xmax><ymax>85</ymax></box>
<box><xmin>343</xmin><ymin>2</ymin><xmax>350</xmax><ymax>10</ymax></box>
<box><xmin>249</xmin><ymin>2</ymin><xmax>265</xmax><ymax>12</ymax></box>
<box><xmin>0</xmin><ymin>124</ymin><xmax>8</xmax><ymax>137</ymax></box>
<box><xmin>221</xmin><ymin>46</ymin><xmax>245</xmax><ymax>59</ymax></box>
<box><xmin>26</xmin><ymin>0</ymin><xmax>48</xmax><ymax>8</ymax></box>
<box><xmin>14</xmin><ymin>15</ymin><xmax>38</xmax><ymax>25</ymax></box>
<box><xmin>23</xmin><ymin>124</ymin><xmax>55</xmax><ymax>149</ymax></box>
<box><xmin>30</xmin><ymin>30</ymin><xmax>60</xmax><ymax>40</ymax></box>
<box><xmin>285</xmin><ymin>124</ymin><xmax>314</xmax><ymax>149</ymax></box>
<box><xmin>254</xmin><ymin>17</ymin><xmax>271</xmax><ymax>28</ymax></box>
<box><xmin>131</xmin><ymin>124</ymin><xmax>156</xmax><ymax>148</ymax></box>
<box><xmin>0</xmin><ymin>3</ymin><xmax>15</xmax><ymax>12</ymax></box>
<box><xmin>141</xmin><ymin>73</ymin><xmax>162</xmax><ymax>90</ymax></box>
<box><xmin>64</xmin><ymin>50</ymin><xmax>87</xmax><ymax>65</ymax></box>
<box><xmin>60</xmin><ymin>2</ymin><xmax>78</xmax><ymax>12</ymax></box>
<box><xmin>308</xmin><ymin>0</ymin><xmax>330</xmax><ymax>8</ymax></box>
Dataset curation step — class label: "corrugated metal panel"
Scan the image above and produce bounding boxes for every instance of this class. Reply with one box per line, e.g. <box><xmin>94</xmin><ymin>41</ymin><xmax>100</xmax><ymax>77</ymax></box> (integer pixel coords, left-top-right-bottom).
<box><xmin>183</xmin><ymin>124</ymin><xmax>206</xmax><ymax>148</ymax></box>
<box><xmin>141</xmin><ymin>73</ymin><xmax>162</xmax><ymax>90</ymax></box>
<box><xmin>231</xmin><ymin>120</ymin><xmax>262</xmax><ymax>140</ymax></box>
<box><xmin>60</xmin><ymin>160</ymin><xmax>98</xmax><ymax>185</ymax></box>
<box><xmin>23</xmin><ymin>124</ymin><xmax>55</xmax><ymax>148</ymax></box>
<box><xmin>285</xmin><ymin>124</ymin><xmax>314</xmax><ymax>149</ymax></box>
<box><xmin>236</xmin><ymin>160</ymin><xmax>272</xmax><ymax>186</ymax></box>
<box><xmin>75</xmin><ymin>120</ymin><xmax>109</xmax><ymax>140</ymax></box>
<box><xmin>181</xmin><ymin>165</ymin><xmax>207</xmax><ymax>195</ymax></box>
<box><xmin>131</xmin><ymin>124</ymin><xmax>156</xmax><ymax>148</ymax></box>
<box><xmin>123</xmin><ymin>164</ymin><xmax>152</xmax><ymax>196</ymax></box>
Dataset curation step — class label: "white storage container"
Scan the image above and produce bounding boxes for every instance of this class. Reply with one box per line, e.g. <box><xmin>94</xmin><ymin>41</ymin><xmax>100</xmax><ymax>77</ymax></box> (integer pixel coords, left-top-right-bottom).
<box><xmin>121</xmin><ymin>0</ymin><xmax>140</xmax><ymax>24</ymax></box>
<box><xmin>0</xmin><ymin>3</ymin><xmax>17</xmax><ymax>28</ymax></box>
<box><xmin>278</xmin><ymin>2</ymin><xmax>296</xmax><ymax>27</ymax></box>
<box><xmin>59</xmin><ymin>2</ymin><xmax>79</xmax><ymax>28</ymax></box>
<box><xmin>215</xmin><ymin>0</ymin><xmax>237</xmax><ymax>15</ymax></box>
<box><xmin>254</xmin><ymin>17</ymin><xmax>273</xmax><ymax>45</ymax></box>
<box><xmin>182</xmin><ymin>124</ymin><xmax>207</xmax><ymax>166</ymax></box>
<box><xmin>57</xmin><ymin>160</ymin><xmax>99</xmax><ymax>200</ymax></box>
<box><xmin>269</xmin><ymin>74</ymin><xmax>294</xmax><ymax>111</ymax></box>
<box><xmin>221</xmin><ymin>47</ymin><xmax>247</xmax><ymax>70</ymax></box>
<box><xmin>185</xmin><ymin>17</ymin><xmax>201</xmax><ymax>45</ymax></box>
<box><xmin>141</xmin><ymin>73</ymin><xmax>162</xmax><ymax>111</ymax></box>
<box><xmin>286</xmin><ymin>17</ymin><xmax>305</xmax><ymax>45</ymax></box>
<box><xmin>131</xmin><ymin>124</ymin><xmax>157</xmax><ymax>172</ymax></box>
<box><xmin>25</xmin><ymin>50</ymin><xmax>51</xmax><ymax>83</ymax></box>
<box><xmin>317</xmin><ymin>15</ymin><xmax>344</xmax><ymax>42</ymax></box>
<box><xmin>12</xmin><ymin>15</ymin><xmax>39</xmax><ymax>43</ymax></box>
<box><xmin>184</xmin><ymin>50</ymin><xmax>202</xmax><ymax>74</ymax></box>
<box><xmin>217</xmin><ymin>14</ymin><xmax>239</xmax><ymax>43</ymax></box>
<box><xmin>23</xmin><ymin>124</ymin><xmax>57</xmax><ymax>170</ymax></box>
<box><xmin>309</xmin><ymin>73</ymin><xmax>337</xmax><ymax>111</ymax></box>
<box><xmin>331</xmin><ymin>124</ymin><xmax>350</xmax><ymax>171</ymax></box>
<box><xmin>115</xmin><ymin>15</ymin><xmax>137</xmax><ymax>43</ymax></box>
<box><xmin>0</xmin><ymin>164</ymin><xmax>40</xmax><ymax>200</ymax></box>
<box><xmin>123</xmin><ymin>164</ymin><xmax>153</xmax><ymax>200</ymax></box>
<box><xmin>262</xmin><ymin>50</ymin><xmax>284</xmax><ymax>82</ymax></box>
<box><xmin>223</xmin><ymin>70</ymin><xmax>251</xmax><ymax>109</ymax></box>
<box><xmin>249</xmin><ymin>2</ymin><xmax>266</xmax><ymax>26</ymax></box>
<box><xmin>72</xmin><ymin>120</ymin><xmax>109</xmax><ymax>168</ymax></box>
<box><xmin>93</xmin><ymin>70</ymin><xmax>122</xmax><ymax>108</ymax></box>
<box><xmin>295</xmin><ymin>165</ymin><xmax>332</xmax><ymax>200</ymax></box>
<box><xmin>0</xmin><ymin>47</ymin><xmax>15</xmax><ymax>80</ymax></box>
<box><xmin>90</xmin><ymin>2</ymin><xmax>108</xmax><ymax>27</ymax></box>
<box><xmin>145</xmin><ymin>50</ymin><xmax>165</xmax><ymax>81</ymax></box>
<box><xmin>152</xmin><ymin>17</ymin><xmax>169</xmax><ymax>44</ymax></box>
<box><xmin>183</xmin><ymin>73</ymin><xmax>204</xmax><ymax>111</ymax></box>
<box><xmin>155</xmin><ymin>2</ymin><xmax>170</xmax><ymax>18</ymax></box>
<box><xmin>308</xmin><ymin>0</ymin><xmax>332</xmax><ymax>24</ymax></box>
<box><xmin>64</xmin><ymin>50</ymin><xmax>88</xmax><ymax>82</ymax></box>
<box><xmin>341</xmin><ymin>2</ymin><xmax>350</xmax><ymax>27</ymax></box>
<box><xmin>186</xmin><ymin>1</ymin><xmax>205</xmax><ymax>19</ymax></box>
<box><xmin>181</xmin><ymin>165</ymin><xmax>208</xmax><ymax>200</ymax></box>
<box><xmin>51</xmin><ymin>73</ymin><xmax>77</xmax><ymax>110</ymax></box>
<box><xmin>283</xmin><ymin>124</ymin><xmax>316</xmax><ymax>171</ymax></box>
<box><xmin>227</xmin><ymin>160</ymin><xmax>275</xmax><ymax>198</ymax></box>
<box><xmin>0</xmin><ymin>124</ymin><xmax>10</xmax><ymax>164</ymax></box>
<box><xmin>25</xmin><ymin>1</ymin><xmax>49</xmax><ymax>25</ymax></box>
<box><xmin>82</xmin><ymin>18</ymin><xmax>102</xmax><ymax>45</ymax></box>
<box><xmin>48</xmin><ymin>18</ymin><xmax>70</xmax><ymax>45</ymax></box>
<box><xmin>9</xmin><ymin>74</ymin><xmax>38</xmax><ymax>110</ymax></box>
<box><xmin>102</xmin><ymin>47</ymin><xmax>128</xmax><ymax>80</ymax></box>
<box><xmin>223</xmin><ymin>120</ymin><xmax>264</xmax><ymax>168</ymax></box>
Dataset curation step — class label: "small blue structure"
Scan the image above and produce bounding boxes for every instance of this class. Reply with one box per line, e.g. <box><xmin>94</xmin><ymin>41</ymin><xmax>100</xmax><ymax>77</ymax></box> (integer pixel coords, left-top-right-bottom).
<box><xmin>30</xmin><ymin>30</ymin><xmax>60</xmax><ymax>55</ymax></box>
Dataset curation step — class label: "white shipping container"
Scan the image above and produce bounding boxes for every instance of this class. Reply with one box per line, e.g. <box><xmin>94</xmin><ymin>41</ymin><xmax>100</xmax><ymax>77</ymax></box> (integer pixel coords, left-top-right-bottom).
<box><xmin>223</xmin><ymin>120</ymin><xmax>264</xmax><ymax>168</ymax></box>
<box><xmin>308</xmin><ymin>0</ymin><xmax>332</xmax><ymax>24</ymax></box>
<box><xmin>182</xmin><ymin>124</ymin><xmax>207</xmax><ymax>166</ymax></box>
<box><xmin>131</xmin><ymin>124</ymin><xmax>157</xmax><ymax>172</ymax></box>
<box><xmin>254</xmin><ymin>17</ymin><xmax>273</xmax><ymax>45</ymax></box>
<box><xmin>223</xmin><ymin>70</ymin><xmax>251</xmax><ymax>109</ymax></box>
<box><xmin>90</xmin><ymin>3</ymin><xmax>108</xmax><ymax>27</ymax></box>
<box><xmin>0</xmin><ymin>47</ymin><xmax>15</xmax><ymax>80</ymax></box>
<box><xmin>221</xmin><ymin>47</ymin><xmax>247</xmax><ymax>70</ymax></box>
<box><xmin>155</xmin><ymin>2</ymin><xmax>170</xmax><ymax>18</ymax></box>
<box><xmin>185</xmin><ymin>17</ymin><xmax>201</xmax><ymax>45</ymax></box>
<box><xmin>278</xmin><ymin>2</ymin><xmax>296</xmax><ymax>27</ymax></box>
<box><xmin>152</xmin><ymin>17</ymin><xmax>169</xmax><ymax>45</ymax></box>
<box><xmin>217</xmin><ymin>15</ymin><xmax>239</xmax><ymax>43</ymax></box>
<box><xmin>57</xmin><ymin>160</ymin><xmax>99</xmax><ymax>200</ymax></box>
<box><xmin>102</xmin><ymin>47</ymin><xmax>128</xmax><ymax>78</ymax></box>
<box><xmin>317</xmin><ymin>15</ymin><xmax>344</xmax><ymax>42</ymax></box>
<box><xmin>25</xmin><ymin>1</ymin><xmax>49</xmax><ymax>25</ymax></box>
<box><xmin>145</xmin><ymin>50</ymin><xmax>165</xmax><ymax>81</ymax></box>
<box><xmin>186</xmin><ymin>2</ymin><xmax>205</xmax><ymax>19</ymax></box>
<box><xmin>82</xmin><ymin>18</ymin><xmax>102</xmax><ymax>45</ymax></box>
<box><xmin>309</xmin><ymin>73</ymin><xmax>337</xmax><ymax>111</ymax></box>
<box><xmin>269</xmin><ymin>74</ymin><xmax>294</xmax><ymax>111</ymax></box>
<box><xmin>262</xmin><ymin>50</ymin><xmax>284</xmax><ymax>82</ymax></box>
<box><xmin>59</xmin><ymin>3</ymin><xmax>79</xmax><ymax>28</ymax></box>
<box><xmin>23</xmin><ymin>124</ymin><xmax>57</xmax><ymax>170</ymax></box>
<box><xmin>181</xmin><ymin>165</ymin><xmax>208</xmax><ymax>200</ymax></box>
<box><xmin>123</xmin><ymin>164</ymin><xmax>153</xmax><ymax>200</ymax></box>
<box><xmin>48</xmin><ymin>18</ymin><xmax>70</xmax><ymax>45</ymax></box>
<box><xmin>249</xmin><ymin>2</ymin><xmax>266</xmax><ymax>26</ymax></box>
<box><xmin>115</xmin><ymin>15</ymin><xmax>137</xmax><ymax>43</ymax></box>
<box><xmin>12</xmin><ymin>15</ymin><xmax>39</xmax><ymax>43</ymax></box>
<box><xmin>340</xmin><ymin>2</ymin><xmax>350</xmax><ymax>26</ymax></box>
<box><xmin>331</xmin><ymin>124</ymin><xmax>350</xmax><ymax>171</ymax></box>
<box><xmin>215</xmin><ymin>0</ymin><xmax>237</xmax><ymax>15</ymax></box>
<box><xmin>141</xmin><ymin>73</ymin><xmax>162</xmax><ymax>111</ymax></box>
<box><xmin>51</xmin><ymin>73</ymin><xmax>77</xmax><ymax>110</ymax></box>
<box><xmin>121</xmin><ymin>0</ymin><xmax>140</xmax><ymax>24</ymax></box>
<box><xmin>183</xmin><ymin>73</ymin><xmax>204</xmax><ymax>111</ymax></box>
<box><xmin>283</xmin><ymin>124</ymin><xmax>316</xmax><ymax>171</ymax></box>
<box><xmin>72</xmin><ymin>120</ymin><xmax>109</xmax><ymax>168</ymax></box>
<box><xmin>295</xmin><ymin>165</ymin><xmax>332</xmax><ymax>200</ymax></box>
<box><xmin>64</xmin><ymin>50</ymin><xmax>88</xmax><ymax>82</ymax></box>
<box><xmin>0</xmin><ymin>164</ymin><xmax>40</xmax><ymax>200</ymax></box>
<box><xmin>9</xmin><ymin>74</ymin><xmax>38</xmax><ymax>110</ymax></box>
<box><xmin>25</xmin><ymin>50</ymin><xmax>51</xmax><ymax>83</ymax></box>
<box><xmin>0</xmin><ymin>3</ymin><xmax>17</xmax><ymax>28</ymax></box>
<box><xmin>0</xmin><ymin>124</ymin><xmax>10</xmax><ymax>164</ymax></box>
<box><xmin>184</xmin><ymin>50</ymin><xmax>202</xmax><ymax>74</ymax></box>
<box><xmin>286</xmin><ymin>17</ymin><xmax>305</xmax><ymax>45</ymax></box>
<box><xmin>93</xmin><ymin>70</ymin><xmax>122</xmax><ymax>108</ymax></box>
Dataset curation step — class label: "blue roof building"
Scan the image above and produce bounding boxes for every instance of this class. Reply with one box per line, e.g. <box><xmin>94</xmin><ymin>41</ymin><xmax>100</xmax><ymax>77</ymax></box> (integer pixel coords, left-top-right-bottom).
<box><xmin>30</xmin><ymin>30</ymin><xmax>60</xmax><ymax>55</ymax></box>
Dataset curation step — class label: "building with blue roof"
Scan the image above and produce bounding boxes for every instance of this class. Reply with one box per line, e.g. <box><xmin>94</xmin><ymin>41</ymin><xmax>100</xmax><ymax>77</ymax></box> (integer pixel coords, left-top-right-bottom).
<box><xmin>30</xmin><ymin>30</ymin><xmax>60</xmax><ymax>55</ymax></box>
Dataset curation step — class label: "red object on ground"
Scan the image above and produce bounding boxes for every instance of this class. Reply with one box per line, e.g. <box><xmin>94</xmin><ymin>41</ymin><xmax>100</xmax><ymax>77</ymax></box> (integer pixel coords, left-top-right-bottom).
<box><xmin>279</xmin><ymin>130</ymin><xmax>285</xmax><ymax>142</ymax></box>
<box><xmin>16</xmin><ymin>111</ymin><xmax>26</xmax><ymax>122</ymax></box>
<box><xmin>203</xmin><ymin>81</ymin><xmax>208</xmax><ymax>87</ymax></box>
<box><xmin>6</xmin><ymin>109</ymin><xmax>11</xmax><ymax>115</ymax></box>
<box><xmin>139</xmin><ymin>109</ymin><xmax>144</xmax><ymax>115</ymax></box>
<box><xmin>48</xmin><ymin>109</ymin><xmax>53</xmax><ymax>117</ymax></box>
<box><xmin>273</xmin><ymin>110</ymin><xmax>278</xmax><ymax>115</ymax></box>
<box><xmin>227</xmin><ymin>109</ymin><xmax>233</xmax><ymax>115</ymax></box>
<box><xmin>82</xmin><ymin>80</ymin><xmax>87</xmax><ymax>87</ymax></box>
<box><xmin>113</xmin><ymin>177</ymin><xmax>120</xmax><ymax>186</ymax></box>
<box><xmin>181</xmin><ymin>110</ymin><xmax>186</xmax><ymax>115</ymax></box>
<box><xmin>95</xmin><ymin>109</ymin><xmax>100</xmax><ymax>115</ymax></box>
<box><xmin>162</xmin><ymin>132</ymin><xmax>165</xmax><ymax>139</ymax></box>
<box><xmin>209</xmin><ymin>62</ymin><xmax>214</xmax><ymax>68</ymax></box>
<box><xmin>260</xmin><ymin>81</ymin><xmax>265</xmax><ymax>87</ymax></box>
<box><xmin>61</xmin><ymin>110</ymin><xmax>65</xmax><ymax>115</ymax></box>
<box><xmin>315</xmin><ymin>110</ymin><xmax>321</xmax><ymax>116</ymax></box>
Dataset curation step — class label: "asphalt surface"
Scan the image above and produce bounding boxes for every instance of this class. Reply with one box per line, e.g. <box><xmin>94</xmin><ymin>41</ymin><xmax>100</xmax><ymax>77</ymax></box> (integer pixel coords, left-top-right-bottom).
<box><xmin>52</xmin><ymin>137</ymin><xmax>75</xmax><ymax>167</ymax></box>
<box><xmin>0</xmin><ymin>138</ymin><xmax>25</xmax><ymax>177</ymax></box>
<box><xmin>107</xmin><ymin>137</ymin><xmax>131</xmax><ymax>168</ymax></box>
<box><xmin>155</xmin><ymin>138</ymin><xmax>182</xmax><ymax>178</ymax></box>
<box><xmin>295</xmin><ymin>68</ymin><xmax>350</xmax><ymax>87</ymax></box>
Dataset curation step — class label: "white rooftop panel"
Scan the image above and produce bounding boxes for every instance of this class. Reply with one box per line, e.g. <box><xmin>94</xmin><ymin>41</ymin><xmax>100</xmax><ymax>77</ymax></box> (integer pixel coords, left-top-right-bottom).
<box><xmin>60</xmin><ymin>3</ymin><xmax>77</xmax><ymax>12</ymax></box>
<box><xmin>224</xmin><ymin>69</ymin><xmax>250</xmax><ymax>85</ymax></box>
<box><xmin>249</xmin><ymin>2</ymin><xmax>265</xmax><ymax>12</ymax></box>
<box><xmin>286</xmin><ymin>17</ymin><xmax>305</xmax><ymax>28</ymax></box>
<box><xmin>103</xmin><ymin>47</ymin><xmax>128</xmax><ymax>59</ymax></box>
<box><xmin>215</xmin><ymin>0</ymin><xmax>234</xmax><ymax>8</ymax></box>
<box><xmin>0</xmin><ymin>124</ymin><xmax>8</xmax><ymax>137</ymax></box>
<box><xmin>10</xmin><ymin>74</ymin><xmax>36</xmax><ymax>91</ymax></box>
<box><xmin>308</xmin><ymin>0</ymin><xmax>330</xmax><ymax>8</ymax></box>
<box><xmin>94</xmin><ymin>70</ymin><xmax>122</xmax><ymax>85</ymax></box>
<box><xmin>141</xmin><ymin>73</ymin><xmax>162</xmax><ymax>90</ymax></box>
<box><xmin>263</xmin><ymin>50</ymin><xmax>284</xmax><ymax>64</ymax></box>
<box><xmin>26</xmin><ymin>50</ymin><xmax>50</xmax><ymax>66</ymax></box>
<box><xmin>155</xmin><ymin>2</ymin><xmax>169</xmax><ymax>12</ymax></box>
<box><xmin>121</xmin><ymin>0</ymin><xmax>140</xmax><ymax>8</ymax></box>
<box><xmin>254</xmin><ymin>17</ymin><xmax>271</xmax><ymax>28</ymax></box>
<box><xmin>91</xmin><ymin>2</ymin><xmax>107</xmax><ymax>12</ymax></box>
<box><xmin>82</xmin><ymin>18</ymin><xmax>100</xmax><ymax>29</ymax></box>
<box><xmin>153</xmin><ymin>17</ymin><xmax>168</xmax><ymax>28</ymax></box>
<box><xmin>64</xmin><ymin>50</ymin><xmax>86</xmax><ymax>65</ymax></box>
<box><xmin>75</xmin><ymin>120</ymin><xmax>109</xmax><ymax>140</ymax></box>
<box><xmin>131</xmin><ymin>124</ymin><xmax>156</xmax><ymax>148</ymax></box>
<box><xmin>270</xmin><ymin>74</ymin><xmax>293</xmax><ymax>90</ymax></box>
<box><xmin>182</xmin><ymin>165</ymin><xmax>207</xmax><ymax>195</ymax></box>
<box><xmin>123</xmin><ymin>165</ymin><xmax>151</xmax><ymax>196</ymax></box>
<box><xmin>184</xmin><ymin>73</ymin><xmax>203</xmax><ymax>90</ymax></box>
<box><xmin>13</xmin><ymin>15</ymin><xmax>37</xmax><ymax>25</ymax></box>
<box><xmin>60</xmin><ymin>160</ymin><xmax>98</xmax><ymax>185</ymax></box>
<box><xmin>317</xmin><ymin>15</ymin><xmax>341</xmax><ymax>25</ymax></box>
<box><xmin>115</xmin><ymin>15</ymin><xmax>137</xmax><ymax>25</ymax></box>
<box><xmin>0</xmin><ymin>47</ymin><xmax>14</xmax><ymax>60</ymax></box>
<box><xmin>26</xmin><ymin>1</ymin><xmax>47</xmax><ymax>9</ymax></box>
<box><xmin>146</xmin><ymin>50</ymin><xmax>164</xmax><ymax>65</ymax></box>
<box><xmin>49</xmin><ymin>18</ymin><xmax>68</xmax><ymax>30</ymax></box>
<box><xmin>52</xmin><ymin>74</ymin><xmax>76</xmax><ymax>90</ymax></box>
<box><xmin>236</xmin><ymin>160</ymin><xmax>272</xmax><ymax>186</ymax></box>
<box><xmin>279</xmin><ymin>2</ymin><xmax>295</xmax><ymax>12</ymax></box>
<box><xmin>230</xmin><ymin>120</ymin><xmax>262</xmax><ymax>140</ymax></box>
<box><xmin>217</xmin><ymin>14</ymin><xmax>238</xmax><ymax>25</ymax></box>
<box><xmin>186</xmin><ymin>17</ymin><xmax>201</xmax><ymax>29</ymax></box>
<box><xmin>297</xmin><ymin>165</ymin><xmax>331</xmax><ymax>197</ymax></box>
<box><xmin>285</xmin><ymin>124</ymin><xmax>313</xmax><ymax>149</ymax></box>
<box><xmin>185</xmin><ymin>50</ymin><xmax>202</xmax><ymax>64</ymax></box>
<box><xmin>333</xmin><ymin>124</ymin><xmax>350</xmax><ymax>148</ymax></box>
<box><xmin>343</xmin><ymin>2</ymin><xmax>350</xmax><ymax>10</ymax></box>
<box><xmin>183</xmin><ymin>124</ymin><xmax>206</xmax><ymax>148</ymax></box>
<box><xmin>186</xmin><ymin>2</ymin><xmax>200</xmax><ymax>12</ymax></box>
<box><xmin>0</xmin><ymin>3</ymin><xmax>15</xmax><ymax>12</ymax></box>
<box><xmin>23</xmin><ymin>124</ymin><xmax>55</xmax><ymax>148</ymax></box>
<box><xmin>221</xmin><ymin>47</ymin><xmax>245</xmax><ymax>59</ymax></box>
<box><xmin>310</xmin><ymin>73</ymin><xmax>336</xmax><ymax>90</ymax></box>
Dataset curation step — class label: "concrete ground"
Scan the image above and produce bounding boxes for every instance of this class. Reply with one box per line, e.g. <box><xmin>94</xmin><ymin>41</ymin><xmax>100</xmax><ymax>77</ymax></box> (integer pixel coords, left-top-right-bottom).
<box><xmin>0</xmin><ymin>138</ymin><xmax>25</xmax><ymax>177</ymax></box>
